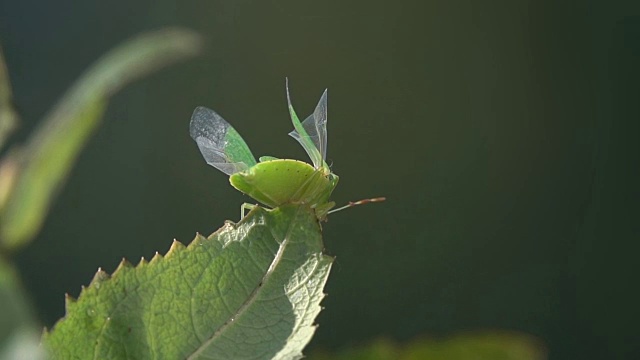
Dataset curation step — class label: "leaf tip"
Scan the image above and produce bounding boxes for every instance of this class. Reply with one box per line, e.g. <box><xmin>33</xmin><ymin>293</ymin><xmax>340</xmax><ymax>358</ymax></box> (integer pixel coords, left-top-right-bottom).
<box><xmin>167</xmin><ymin>239</ymin><xmax>185</xmax><ymax>257</ymax></box>
<box><xmin>187</xmin><ymin>232</ymin><xmax>208</xmax><ymax>249</ymax></box>
<box><xmin>64</xmin><ymin>293</ymin><xmax>76</xmax><ymax>303</ymax></box>
<box><xmin>64</xmin><ymin>293</ymin><xmax>77</xmax><ymax>313</ymax></box>
<box><xmin>137</xmin><ymin>257</ymin><xmax>148</xmax><ymax>266</ymax></box>
<box><xmin>150</xmin><ymin>251</ymin><xmax>163</xmax><ymax>263</ymax></box>
<box><xmin>90</xmin><ymin>267</ymin><xmax>110</xmax><ymax>286</ymax></box>
<box><xmin>113</xmin><ymin>258</ymin><xmax>133</xmax><ymax>276</ymax></box>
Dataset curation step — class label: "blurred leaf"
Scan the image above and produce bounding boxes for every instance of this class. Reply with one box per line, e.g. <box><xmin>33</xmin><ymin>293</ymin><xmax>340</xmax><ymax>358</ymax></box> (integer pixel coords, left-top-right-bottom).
<box><xmin>0</xmin><ymin>257</ymin><xmax>44</xmax><ymax>360</ymax></box>
<box><xmin>0</xmin><ymin>151</ymin><xmax>20</xmax><ymax>216</ymax></box>
<box><xmin>0</xmin><ymin>28</ymin><xmax>203</xmax><ymax>250</ymax></box>
<box><xmin>310</xmin><ymin>332</ymin><xmax>547</xmax><ymax>360</ymax></box>
<box><xmin>0</xmin><ymin>48</ymin><xmax>18</xmax><ymax>150</ymax></box>
<box><xmin>0</xmin><ymin>328</ymin><xmax>46</xmax><ymax>360</ymax></box>
<box><xmin>43</xmin><ymin>205</ymin><xmax>333</xmax><ymax>360</ymax></box>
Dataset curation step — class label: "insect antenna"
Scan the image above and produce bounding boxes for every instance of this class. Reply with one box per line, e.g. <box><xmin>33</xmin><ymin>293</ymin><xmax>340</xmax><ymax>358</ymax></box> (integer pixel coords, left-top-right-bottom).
<box><xmin>328</xmin><ymin>197</ymin><xmax>386</xmax><ymax>214</ymax></box>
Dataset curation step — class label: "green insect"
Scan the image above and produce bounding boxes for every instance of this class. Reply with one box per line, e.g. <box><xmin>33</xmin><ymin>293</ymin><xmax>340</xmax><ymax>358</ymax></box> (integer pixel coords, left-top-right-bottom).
<box><xmin>190</xmin><ymin>80</ymin><xmax>383</xmax><ymax>220</ymax></box>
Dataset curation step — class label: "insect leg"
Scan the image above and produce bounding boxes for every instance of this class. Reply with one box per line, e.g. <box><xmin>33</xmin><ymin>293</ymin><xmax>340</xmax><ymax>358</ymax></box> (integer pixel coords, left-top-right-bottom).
<box><xmin>240</xmin><ymin>203</ymin><xmax>258</xmax><ymax>219</ymax></box>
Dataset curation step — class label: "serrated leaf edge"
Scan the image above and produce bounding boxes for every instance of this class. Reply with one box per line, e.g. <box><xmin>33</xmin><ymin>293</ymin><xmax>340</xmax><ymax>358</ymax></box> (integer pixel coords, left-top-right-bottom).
<box><xmin>45</xmin><ymin>218</ymin><xmax>238</xmax><ymax>338</ymax></box>
<box><xmin>44</xmin><ymin>206</ymin><xmax>331</xmax><ymax>359</ymax></box>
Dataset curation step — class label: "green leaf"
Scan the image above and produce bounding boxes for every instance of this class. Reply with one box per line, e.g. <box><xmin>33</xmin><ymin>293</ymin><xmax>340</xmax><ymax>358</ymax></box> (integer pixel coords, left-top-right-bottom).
<box><xmin>309</xmin><ymin>332</ymin><xmax>547</xmax><ymax>360</ymax></box>
<box><xmin>0</xmin><ymin>47</ymin><xmax>18</xmax><ymax>150</ymax></box>
<box><xmin>0</xmin><ymin>28</ymin><xmax>202</xmax><ymax>250</ymax></box>
<box><xmin>0</xmin><ymin>257</ymin><xmax>45</xmax><ymax>360</ymax></box>
<box><xmin>43</xmin><ymin>205</ymin><xmax>333</xmax><ymax>360</ymax></box>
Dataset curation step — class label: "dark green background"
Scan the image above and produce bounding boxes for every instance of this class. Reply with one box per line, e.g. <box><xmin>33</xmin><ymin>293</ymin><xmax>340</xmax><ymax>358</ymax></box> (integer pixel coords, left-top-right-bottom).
<box><xmin>2</xmin><ymin>1</ymin><xmax>639</xmax><ymax>359</ymax></box>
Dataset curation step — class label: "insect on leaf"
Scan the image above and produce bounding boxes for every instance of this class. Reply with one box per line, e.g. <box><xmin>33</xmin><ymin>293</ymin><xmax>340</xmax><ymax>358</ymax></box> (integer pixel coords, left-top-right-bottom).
<box><xmin>190</xmin><ymin>106</ymin><xmax>257</xmax><ymax>175</ymax></box>
<box><xmin>43</xmin><ymin>205</ymin><xmax>333</xmax><ymax>360</ymax></box>
<box><xmin>286</xmin><ymin>80</ymin><xmax>328</xmax><ymax>170</ymax></box>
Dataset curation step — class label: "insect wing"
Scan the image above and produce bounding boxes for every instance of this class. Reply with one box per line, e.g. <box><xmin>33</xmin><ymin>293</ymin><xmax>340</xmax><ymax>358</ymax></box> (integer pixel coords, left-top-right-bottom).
<box><xmin>286</xmin><ymin>81</ymin><xmax>328</xmax><ymax>170</ymax></box>
<box><xmin>189</xmin><ymin>106</ymin><xmax>257</xmax><ymax>175</ymax></box>
<box><xmin>294</xmin><ymin>90</ymin><xmax>328</xmax><ymax>163</ymax></box>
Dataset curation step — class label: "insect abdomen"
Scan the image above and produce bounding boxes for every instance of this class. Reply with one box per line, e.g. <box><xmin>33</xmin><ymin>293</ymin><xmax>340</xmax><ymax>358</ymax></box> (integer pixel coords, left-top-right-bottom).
<box><xmin>229</xmin><ymin>159</ymin><xmax>332</xmax><ymax>208</ymax></box>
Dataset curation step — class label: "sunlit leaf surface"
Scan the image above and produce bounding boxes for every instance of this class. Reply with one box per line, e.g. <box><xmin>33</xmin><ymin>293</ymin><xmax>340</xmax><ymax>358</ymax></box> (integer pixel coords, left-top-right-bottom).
<box><xmin>44</xmin><ymin>205</ymin><xmax>333</xmax><ymax>360</ymax></box>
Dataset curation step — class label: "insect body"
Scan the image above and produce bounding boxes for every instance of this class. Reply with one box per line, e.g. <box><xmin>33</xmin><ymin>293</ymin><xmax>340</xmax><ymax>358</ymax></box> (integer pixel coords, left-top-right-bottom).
<box><xmin>190</xmin><ymin>80</ymin><xmax>339</xmax><ymax>220</ymax></box>
<box><xmin>230</xmin><ymin>159</ymin><xmax>337</xmax><ymax>214</ymax></box>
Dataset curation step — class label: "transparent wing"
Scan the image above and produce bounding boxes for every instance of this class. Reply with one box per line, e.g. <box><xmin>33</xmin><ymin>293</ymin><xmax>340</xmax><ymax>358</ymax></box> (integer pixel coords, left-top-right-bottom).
<box><xmin>286</xmin><ymin>79</ymin><xmax>328</xmax><ymax>170</ymax></box>
<box><xmin>189</xmin><ymin>106</ymin><xmax>257</xmax><ymax>175</ymax></box>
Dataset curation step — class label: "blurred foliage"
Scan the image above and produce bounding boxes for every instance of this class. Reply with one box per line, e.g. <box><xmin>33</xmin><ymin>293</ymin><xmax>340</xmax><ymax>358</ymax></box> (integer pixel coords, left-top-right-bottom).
<box><xmin>0</xmin><ymin>28</ymin><xmax>202</xmax><ymax>250</ymax></box>
<box><xmin>0</xmin><ymin>49</ymin><xmax>18</xmax><ymax>150</ymax></box>
<box><xmin>0</xmin><ymin>28</ymin><xmax>201</xmax><ymax>358</ymax></box>
<box><xmin>310</xmin><ymin>332</ymin><xmax>546</xmax><ymax>360</ymax></box>
<box><xmin>0</xmin><ymin>257</ymin><xmax>43</xmax><ymax>359</ymax></box>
